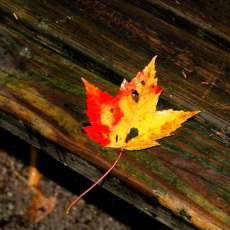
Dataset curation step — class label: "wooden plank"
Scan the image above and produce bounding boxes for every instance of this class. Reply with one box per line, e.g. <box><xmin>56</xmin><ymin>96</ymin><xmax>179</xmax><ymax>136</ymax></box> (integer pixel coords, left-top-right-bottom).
<box><xmin>0</xmin><ymin>1</ymin><xmax>229</xmax><ymax>229</ymax></box>
<box><xmin>129</xmin><ymin>0</ymin><xmax>230</xmax><ymax>45</ymax></box>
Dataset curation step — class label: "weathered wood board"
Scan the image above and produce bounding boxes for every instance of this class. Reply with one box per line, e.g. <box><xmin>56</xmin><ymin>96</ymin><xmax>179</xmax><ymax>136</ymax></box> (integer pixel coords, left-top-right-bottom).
<box><xmin>0</xmin><ymin>1</ymin><xmax>229</xmax><ymax>229</ymax></box>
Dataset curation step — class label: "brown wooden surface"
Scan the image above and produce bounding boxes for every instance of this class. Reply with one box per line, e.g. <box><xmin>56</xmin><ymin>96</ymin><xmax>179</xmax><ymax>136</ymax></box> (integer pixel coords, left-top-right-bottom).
<box><xmin>131</xmin><ymin>0</ymin><xmax>230</xmax><ymax>44</ymax></box>
<box><xmin>0</xmin><ymin>0</ymin><xmax>229</xmax><ymax>229</ymax></box>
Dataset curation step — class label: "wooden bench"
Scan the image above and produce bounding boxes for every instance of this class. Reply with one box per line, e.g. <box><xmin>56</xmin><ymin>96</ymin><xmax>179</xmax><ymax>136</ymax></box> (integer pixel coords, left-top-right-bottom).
<box><xmin>0</xmin><ymin>1</ymin><xmax>229</xmax><ymax>229</ymax></box>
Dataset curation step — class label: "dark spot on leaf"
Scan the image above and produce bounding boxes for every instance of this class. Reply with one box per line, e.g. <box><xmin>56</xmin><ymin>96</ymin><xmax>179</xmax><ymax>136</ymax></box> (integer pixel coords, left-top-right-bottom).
<box><xmin>141</xmin><ymin>80</ymin><xmax>145</xmax><ymax>85</ymax></box>
<box><xmin>125</xmin><ymin>128</ymin><xmax>139</xmax><ymax>143</ymax></box>
<box><xmin>110</xmin><ymin>108</ymin><xmax>114</xmax><ymax>113</ymax></box>
<box><xmin>131</xmin><ymin>89</ymin><xmax>139</xmax><ymax>103</ymax></box>
<box><xmin>115</xmin><ymin>135</ymin><xmax>118</xmax><ymax>142</ymax></box>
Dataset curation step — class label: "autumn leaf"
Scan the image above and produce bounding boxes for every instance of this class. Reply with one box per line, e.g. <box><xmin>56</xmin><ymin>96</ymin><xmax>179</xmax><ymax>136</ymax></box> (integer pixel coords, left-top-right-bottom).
<box><xmin>27</xmin><ymin>190</ymin><xmax>57</xmax><ymax>223</ymax></box>
<box><xmin>82</xmin><ymin>56</ymin><xmax>199</xmax><ymax>150</ymax></box>
<box><xmin>66</xmin><ymin>56</ymin><xmax>199</xmax><ymax>213</ymax></box>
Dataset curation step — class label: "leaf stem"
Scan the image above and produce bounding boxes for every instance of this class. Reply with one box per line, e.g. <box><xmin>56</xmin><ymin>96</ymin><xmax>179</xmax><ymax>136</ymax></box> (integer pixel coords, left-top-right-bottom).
<box><xmin>65</xmin><ymin>148</ymin><xmax>124</xmax><ymax>214</ymax></box>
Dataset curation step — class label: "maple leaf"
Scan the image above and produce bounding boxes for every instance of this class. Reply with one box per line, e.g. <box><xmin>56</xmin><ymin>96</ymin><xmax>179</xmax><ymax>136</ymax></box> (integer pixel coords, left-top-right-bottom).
<box><xmin>66</xmin><ymin>57</ymin><xmax>199</xmax><ymax>213</ymax></box>
<box><xmin>82</xmin><ymin>56</ymin><xmax>198</xmax><ymax>150</ymax></box>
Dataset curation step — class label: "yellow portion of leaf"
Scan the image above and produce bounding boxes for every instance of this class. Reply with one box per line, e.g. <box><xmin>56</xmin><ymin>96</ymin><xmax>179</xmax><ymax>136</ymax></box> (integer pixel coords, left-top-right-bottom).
<box><xmin>108</xmin><ymin>110</ymin><xmax>198</xmax><ymax>150</ymax></box>
<box><xmin>101</xmin><ymin>105</ymin><xmax>114</xmax><ymax>127</ymax></box>
<box><xmin>105</xmin><ymin>57</ymin><xmax>199</xmax><ymax>150</ymax></box>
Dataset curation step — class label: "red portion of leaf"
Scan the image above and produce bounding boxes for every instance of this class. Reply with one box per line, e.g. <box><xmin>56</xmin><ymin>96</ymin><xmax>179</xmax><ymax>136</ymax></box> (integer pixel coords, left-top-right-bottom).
<box><xmin>152</xmin><ymin>86</ymin><xmax>163</xmax><ymax>94</ymax></box>
<box><xmin>82</xmin><ymin>78</ymin><xmax>124</xmax><ymax>145</ymax></box>
<box><xmin>111</xmin><ymin>103</ymin><xmax>123</xmax><ymax>126</ymax></box>
<box><xmin>83</xmin><ymin>78</ymin><xmax>113</xmax><ymax>126</ymax></box>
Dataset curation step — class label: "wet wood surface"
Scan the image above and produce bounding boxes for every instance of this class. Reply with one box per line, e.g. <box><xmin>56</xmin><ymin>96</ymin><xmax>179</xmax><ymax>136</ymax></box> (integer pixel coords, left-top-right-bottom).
<box><xmin>0</xmin><ymin>0</ymin><xmax>229</xmax><ymax>229</ymax></box>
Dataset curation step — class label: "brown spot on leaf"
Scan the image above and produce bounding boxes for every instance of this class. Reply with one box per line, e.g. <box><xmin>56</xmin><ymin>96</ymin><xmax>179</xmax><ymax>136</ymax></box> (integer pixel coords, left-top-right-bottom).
<box><xmin>141</xmin><ymin>80</ymin><xmax>145</xmax><ymax>85</ymax></box>
<box><xmin>125</xmin><ymin>128</ymin><xmax>139</xmax><ymax>143</ymax></box>
<box><xmin>131</xmin><ymin>89</ymin><xmax>139</xmax><ymax>102</ymax></box>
